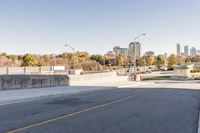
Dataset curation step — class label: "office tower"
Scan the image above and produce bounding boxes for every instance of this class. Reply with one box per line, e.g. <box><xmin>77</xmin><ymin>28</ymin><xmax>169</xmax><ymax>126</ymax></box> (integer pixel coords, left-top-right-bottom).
<box><xmin>184</xmin><ymin>45</ymin><xmax>189</xmax><ymax>56</ymax></box>
<box><xmin>197</xmin><ymin>50</ymin><xmax>200</xmax><ymax>55</ymax></box>
<box><xmin>190</xmin><ymin>47</ymin><xmax>197</xmax><ymax>56</ymax></box>
<box><xmin>129</xmin><ymin>42</ymin><xmax>141</xmax><ymax>57</ymax></box>
<box><xmin>177</xmin><ymin>44</ymin><xmax>181</xmax><ymax>55</ymax></box>
<box><xmin>113</xmin><ymin>46</ymin><xmax>129</xmax><ymax>56</ymax></box>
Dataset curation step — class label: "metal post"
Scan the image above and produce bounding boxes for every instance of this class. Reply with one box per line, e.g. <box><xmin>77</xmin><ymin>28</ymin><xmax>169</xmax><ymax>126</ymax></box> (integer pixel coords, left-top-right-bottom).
<box><xmin>65</xmin><ymin>44</ymin><xmax>76</xmax><ymax>72</ymax></box>
<box><xmin>133</xmin><ymin>33</ymin><xmax>146</xmax><ymax>80</ymax></box>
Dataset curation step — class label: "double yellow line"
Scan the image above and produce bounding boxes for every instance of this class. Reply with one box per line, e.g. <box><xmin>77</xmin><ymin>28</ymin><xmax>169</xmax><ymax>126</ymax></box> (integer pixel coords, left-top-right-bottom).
<box><xmin>8</xmin><ymin>90</ymin><xmax>149</xmax><ymax>133</ymax></box>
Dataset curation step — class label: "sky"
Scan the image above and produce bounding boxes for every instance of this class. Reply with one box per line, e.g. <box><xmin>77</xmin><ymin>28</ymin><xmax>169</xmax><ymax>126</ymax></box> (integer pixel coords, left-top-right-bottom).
<box><xmin>0</xmin><ymin>0</ymin><xmax>200</xmax><ymax>55</ymax></box>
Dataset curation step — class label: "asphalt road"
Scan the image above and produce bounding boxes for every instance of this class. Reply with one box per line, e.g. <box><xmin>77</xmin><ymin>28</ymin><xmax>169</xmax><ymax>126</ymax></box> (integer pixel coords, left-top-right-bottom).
<box><xmin>1</xmin><ymin>87</ymin><xmax>200</xmax><ymax>133</ymax></box>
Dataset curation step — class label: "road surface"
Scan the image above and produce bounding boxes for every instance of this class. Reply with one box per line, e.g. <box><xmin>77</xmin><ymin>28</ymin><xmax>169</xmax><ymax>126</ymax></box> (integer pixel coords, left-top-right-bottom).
<box><xmin>1</xmin><ymin>87</ymin><xmax>200</xmax><ymax>133</ymax></box>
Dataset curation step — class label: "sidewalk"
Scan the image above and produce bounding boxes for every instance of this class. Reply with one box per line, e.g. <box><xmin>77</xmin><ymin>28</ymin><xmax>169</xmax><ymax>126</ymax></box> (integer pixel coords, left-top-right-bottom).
<box><xmin>0</xmin><ymin>86</ymin><xmax>114</xmax><ymax>106</ymax></box>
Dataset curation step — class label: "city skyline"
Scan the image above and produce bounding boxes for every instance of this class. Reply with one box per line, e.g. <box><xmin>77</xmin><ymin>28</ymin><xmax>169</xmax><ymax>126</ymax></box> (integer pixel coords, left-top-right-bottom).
<box><xmin>0</xmin><ymin>0</ymin><xmax>200</xmax><ymax>55</ymax></box>
<box><xmin>113</xmin><ymin>41</ymin><xmax>141</xmax><ymax>57</ymax></box>
<box><xmin>176</xmin><ymin>43</ymin><xmax>199</xmax><ymax>57</ymax></box>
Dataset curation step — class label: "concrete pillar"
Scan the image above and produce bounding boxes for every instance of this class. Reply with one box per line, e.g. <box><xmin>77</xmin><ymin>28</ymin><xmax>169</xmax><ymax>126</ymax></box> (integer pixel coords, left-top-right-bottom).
<box><xmin>6</xmin><ymin>67</ymin><xmax>10</xmax><ymax>75</ymax></box>
<box><xmin>39</xmin><ymin>67</ymin><xmax>42</xmax><ymax>74</ymax></box>
<box><xmin>24</xmin><ymin>67</ymin><xmax>27</xmax><ymax>74</ymax></box>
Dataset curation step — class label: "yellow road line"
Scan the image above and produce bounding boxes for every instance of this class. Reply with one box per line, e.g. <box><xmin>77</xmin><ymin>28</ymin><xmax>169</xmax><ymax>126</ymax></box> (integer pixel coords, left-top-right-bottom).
<box><xmin>7</xmin><ymin>90</ymin><xmax>149</xmax><ymax>133</ymax></box>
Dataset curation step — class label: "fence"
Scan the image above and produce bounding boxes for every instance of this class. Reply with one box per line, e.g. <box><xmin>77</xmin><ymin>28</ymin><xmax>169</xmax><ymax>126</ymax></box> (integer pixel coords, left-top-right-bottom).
<box><xmin>0</xmin><ymin>66</ymin><xmax>66</xmax><ymax>75</ymax></box>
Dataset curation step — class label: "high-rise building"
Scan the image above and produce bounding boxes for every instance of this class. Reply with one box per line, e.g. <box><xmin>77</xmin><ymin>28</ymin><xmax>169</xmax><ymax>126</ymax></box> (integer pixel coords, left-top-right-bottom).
<box><xmin>184</xmin><ymin>45</ymin><xmax>189</xmax><ymax>56</ymax></box>
<box><xmin>113</xmin><ymin>46</ymin><xmax>129</xmax><ymax>56</ymax></box>
<box><xmin>190</xmin><ymin>47</ymin><xmax>197</xmax><ymax>56</ymax></box>
<box><xmin>129</xmin><ymin>42</ymin><xmax>141</xmax><ymax>57</ymax></box>
<box><xmin>177</xmin><ymin>44</ymin><xmax>181</xmax><ymax>55</ymax></box>
<box><xmin>197</xmin><ymin>50</ymin><xmax>200</xmax><ymax>55</ymax></box>
<box><xmin>113</xmin><ymin>46</ymin><xmax>120</xmax><ymax>55</ymax></box>
<box><xmin>120</xmin><ymin>48</ymin><xmax>129</xmax><ymax>56</ymax></box>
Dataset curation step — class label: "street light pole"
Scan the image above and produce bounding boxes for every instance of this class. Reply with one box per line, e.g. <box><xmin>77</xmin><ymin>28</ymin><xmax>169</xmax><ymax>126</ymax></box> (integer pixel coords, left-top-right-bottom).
<box><xmin>65</xmin><ymin>44</ymin><xmax>75</xmax><ymax>71</ymax></box>
<box><xmin>133</xmin><ymin>33</ymin><xmax>146</xmax><ymax>79</ymax></box>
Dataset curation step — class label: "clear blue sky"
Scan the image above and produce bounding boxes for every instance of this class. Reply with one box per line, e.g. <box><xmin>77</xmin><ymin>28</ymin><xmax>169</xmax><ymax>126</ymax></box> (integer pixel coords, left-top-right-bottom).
<box><xmin>0</xmin><ymin>0</ymin><xmax>200</xmax><ymax>55</ymax></box>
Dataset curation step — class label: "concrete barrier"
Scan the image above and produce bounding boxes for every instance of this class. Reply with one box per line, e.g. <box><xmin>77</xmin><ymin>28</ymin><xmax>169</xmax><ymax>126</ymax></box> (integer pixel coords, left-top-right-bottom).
<box><xmin>0</xmin><ymin>72</ymin><xmax>128</xmax><ymax>90</ymax></box>
<box><xmin>69</xmin><ymin>72</ymin><xmax>128</xmax><ymax>86</ymax></box>
<box><xmin>0</xmin><ymin>75</ymin><xmax>69</xmax><ymax>91</ymax></box>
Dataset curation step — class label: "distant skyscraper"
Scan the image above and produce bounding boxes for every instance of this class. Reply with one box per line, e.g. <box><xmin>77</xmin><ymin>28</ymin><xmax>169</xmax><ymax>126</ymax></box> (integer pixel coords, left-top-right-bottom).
<box><xmin>113</xmin><ymin>46</ymin><xmax>121</xmax><ymax>55</ymax></box>
<box><xmin>177</xmin><ymin>44</ymin><xmax>181</xmax><ymax>55</ymax></box>
<box><xmin>197</xmin><ymin>50</ymin><xmax>200</xmax><ymax>55</ymax></box>
<box><xmin>113</xmin><ymin>46</ymin><xmax>128</xmax><ymax>56</ymax></box>
<box><xmin>129</xmin><ymin>42</ymin><xmax>141</xmax><ymax>57</ymax></box>
<box><xmin>190</xmin><ymin>47</ymin><xmax>197</xmax><ymax>56</ymax></box>
<box><xmin>184</xmin><ymin>45</ymin><xmax>189</xmax><ymax>56</ymax></box>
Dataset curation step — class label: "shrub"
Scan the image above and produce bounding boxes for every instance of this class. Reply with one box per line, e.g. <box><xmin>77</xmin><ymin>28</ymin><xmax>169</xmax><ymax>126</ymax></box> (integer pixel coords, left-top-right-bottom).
<box><xmin>82</xmin><ymin>61</ymin><xmax>101</xmax><ymax>71</ymax></box>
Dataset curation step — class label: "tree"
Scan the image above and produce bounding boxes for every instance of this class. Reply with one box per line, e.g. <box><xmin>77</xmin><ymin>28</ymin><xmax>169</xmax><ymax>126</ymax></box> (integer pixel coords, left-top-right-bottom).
<box><xmin>59</xmin><ymin>52</ymin><xmax>73</xmax><ymax>61</ymax></box>
<box><xmin>75</xmin><ymin>51</ymin><xmax>90</xmax><ymax>64</ymax></box>
<box><xmin>90</xmin><ymin>55</ymin><xmax>105</xmax><ymax>65</ymax></box>
<box><xmin>155</xmin><ymin>55</ymin><xmax>165</xmax><ymax>69</ymax></box>
<box><xmin>176</xmin><ymin>55</ymin><xmax>186</xmax><ymax>64</ymax></box>
<box><xmin>116</xmin><ymin>54</ymin><xmax>125</xmax><ymax>66</ymax></box>
<box><xmin>191</xmin><ymin>55</ymin><xmax>200</xmax><ymax>62</ymax></box>
<box><xmin>144</xmin><ymin>55</ymin><xmax>155</xmax><ymax>66</ymax></box>
<box><xmin>104</xmin><ymin>52</ymin><xmax>116</xmax><ymax>66</ymax></box>
<box><xmin>82</xmin><ymin>61</ymin><xmax>100</xmax><ymax>71</ymax></box>
<box><xmin>37</xmin><ymin>61</ymin><xmax>46</xmax><ymax>66</ymax></box>
<box><xmin>185</xmin><ymin>56</ymin><xmax>192</xmax><ymax>63</ymax></box>
<box><xmin>21</xmin><ymin>54</ymin><xmax>37</xmax><ymax>66</ymax></box>
<box><xmin>167</xmin><ymin>54</ymin><xmax>177</xmax><ymax>68</ymax></box>
<box><xmin>0</xmin><ymin>56</ymin><xmax>21</xmax><ymax>67</ymax></box>
<box><xmin>136</xmin><ymin>57</ymin><xmax>146</xmax><ymax>67</ymax></box>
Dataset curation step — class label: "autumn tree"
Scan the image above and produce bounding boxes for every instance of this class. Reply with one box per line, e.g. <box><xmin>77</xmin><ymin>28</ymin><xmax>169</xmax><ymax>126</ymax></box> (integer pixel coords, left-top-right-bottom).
<box><xmin>90</xmin><ymin>55</ymin><xmax>105</xmax><ymax>65</ymax></box>
<box><xmin>155</xmin><ymin>55</ymin><xmax>165</xmax><ymax>69</ymax></box>
<box><xmin>21</xmin><ymin>54</ymin><xmax>37</xmax><ymax>66</ymax></box>
<box><xmin>185</xmin><ymin>56</ymin><xmax>192</xmax><ymax>63</ymax></box>
<box><xmin>176</xmin><ymin>55</ymin><xmax>186</xmax><ymax>64</ymax></box>
<box><xmin>104</xmin><ymin>52</ymin><xmax>116</xmax><ymax>66</ymax></box>
<box><xmin>191</xmin><ymin>55</ymin><xmax>200</xmax><ymax>62</ymax></box>
<box><xmin>144</xmin><ymin>55</ymin><xmax>155</xmax><ymax>66</ymax></box>
<box><xmin>75</xmin><ymin>51</ymin><xmax>90</xmax><ymax>64</ymax></box>
<box><xmin>136</xmin><ymin>57</ymin><xmax>146</xmax><ymax>67</ymax></box>
<box><xmin>167</xmin><ymin>54</ymin><xmax>177</xmax><ymax>68</ymax></box>
<box><xmin>116</xmin><ymin>54</ymin><xmax>125</xmax><ymax>66</ymax></box>
<box><xmin>82</xmin><ymin>61</ymin><xmax>100</xmax><ymax>71</ymax></box>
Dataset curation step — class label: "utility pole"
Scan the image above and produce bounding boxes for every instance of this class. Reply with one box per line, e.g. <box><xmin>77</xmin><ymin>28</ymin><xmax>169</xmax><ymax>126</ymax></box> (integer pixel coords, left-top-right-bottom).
<box><xmin>65</xmin><ymin>44</ymin><xmax>75</xmax><ymax>71</ymax></box>
<box><xmin>133</xmin><ymin>33</ymin><xmax>146</xmax><ymax>80</ymax></box>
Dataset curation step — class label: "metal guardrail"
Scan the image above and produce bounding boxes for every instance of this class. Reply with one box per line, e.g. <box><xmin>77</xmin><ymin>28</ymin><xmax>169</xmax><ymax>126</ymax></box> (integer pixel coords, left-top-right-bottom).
<box><xmin>0</xmin><ymin>66</ymin><xmax>66</xmax><ymax>75</ymax></box>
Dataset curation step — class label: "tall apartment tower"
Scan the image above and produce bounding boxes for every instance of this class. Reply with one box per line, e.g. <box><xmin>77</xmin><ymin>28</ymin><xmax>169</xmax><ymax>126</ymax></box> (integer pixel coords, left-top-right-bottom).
<box><xmin>197</xmin><ymin>50</ymin><xmax>200</xmax><ymax>55</ymax></box>
<box><xmin>184</xmin><ymin>45</ymin><xmax>189</xmax><ymax>56</ymax></box>
<box><xmin>129</xmin><ymin>42</ymin><xmax>141</xmax><ymax>57</ymax></box>
<box><xmin>113</xmin><ymin>46</ymin><xmax>129</xmax><ymax>56</ymax></box>
<box><xmin>177</xmin><ymin>44</ymin><xmax>181</xmax><ymax>55</ymax></box>
<box><xmin>190</xmin><ymin>47</ymin><xmax>197</xmax><ymax>56</ymax></box>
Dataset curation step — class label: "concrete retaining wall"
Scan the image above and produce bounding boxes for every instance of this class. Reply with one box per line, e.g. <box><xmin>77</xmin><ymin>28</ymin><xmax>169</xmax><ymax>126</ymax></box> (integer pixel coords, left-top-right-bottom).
<box><xmin>0</xmin><ymin>75</ymin><xmax>69</xmax><ymax>91</ymax></box>
<box><xmin>69</xmin><ymin>72</ymin><xmax>128</xmax><ymax>86</ymax></box>
<box><xmin>0</xmin><ymin>72</ymin><xmax>127</xmax><ymax>90</ymax></box>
